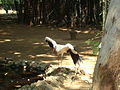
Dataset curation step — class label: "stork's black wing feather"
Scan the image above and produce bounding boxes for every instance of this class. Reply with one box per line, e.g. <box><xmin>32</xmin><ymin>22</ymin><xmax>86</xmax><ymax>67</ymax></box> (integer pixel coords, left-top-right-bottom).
<box><xmin>46</xmin><ymin>40</ymin><xmax>54</xmax><ymax>48</ymax></box>
<box><xmin>68</xmin><ymin>49</ymin><xmax>82</xmax><ymax>65</ymax></box>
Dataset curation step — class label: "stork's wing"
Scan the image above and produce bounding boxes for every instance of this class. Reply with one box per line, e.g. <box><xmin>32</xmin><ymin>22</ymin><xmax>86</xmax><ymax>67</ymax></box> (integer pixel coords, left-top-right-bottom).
<box><xmin>56</xmin><ymin>43</ymin><xmax>74</xmax><ymax>54</ymax></box>
<box><xmin>68</xmin><ymin>49</ymin><xmax>83</xmax><ymax>65</ymax></box>
<box><xmin>55</xmin><ymin>44</ymin><xmax>70</xmax><ymax>54</ymax></box>
<box><xmin>45</xmin><ymin>37</ymin><xmax>57</xmax><ymax>48</ymax></box>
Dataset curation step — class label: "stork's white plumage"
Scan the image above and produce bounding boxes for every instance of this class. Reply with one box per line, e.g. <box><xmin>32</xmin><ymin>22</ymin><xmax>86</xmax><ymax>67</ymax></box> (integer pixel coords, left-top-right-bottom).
<box><xmin>55</xmin><ymin>43</ymin><xmax>73</xmax><ymax>56</ymax></box>
<box><xmin>45</xmin><ymin>37</ymin><xmax>82</xmax><ymax>66</ymax></box>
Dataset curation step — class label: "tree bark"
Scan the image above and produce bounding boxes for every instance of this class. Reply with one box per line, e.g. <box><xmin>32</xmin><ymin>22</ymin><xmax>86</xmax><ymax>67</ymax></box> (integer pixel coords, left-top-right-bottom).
<box><xmin>92</xmin><ymin>0</ymin><xmax>120</xmax><ymax>90</ymax></box>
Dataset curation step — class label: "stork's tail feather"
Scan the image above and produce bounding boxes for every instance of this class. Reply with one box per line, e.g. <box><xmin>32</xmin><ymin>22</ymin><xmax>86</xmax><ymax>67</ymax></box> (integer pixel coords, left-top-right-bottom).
<box><xmin>75</xmin><ymin>56</ymin><xmax>83</xmax><ymax>66</ymax></box>
<box><xmin>79</xmin><ymin>56</ymin><xmax>83</xmax><ymax>62</ymax></box>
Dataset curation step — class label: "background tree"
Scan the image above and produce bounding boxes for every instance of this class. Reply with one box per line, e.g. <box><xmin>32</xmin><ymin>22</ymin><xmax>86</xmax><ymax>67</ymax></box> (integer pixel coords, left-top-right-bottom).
<box><xmin>0</xmin><ymin>0</ymin><xmax>111</xmax><ymax>28</ymax></box>
<box><xmin>102</xmin><ymin>0</ymin><xmax>110</xmax><ymax>30</ymax></box>
<box><xmin>92</xmin><ymin>0</ymin><xmax>120</xmax><ymax>89</ymax></box>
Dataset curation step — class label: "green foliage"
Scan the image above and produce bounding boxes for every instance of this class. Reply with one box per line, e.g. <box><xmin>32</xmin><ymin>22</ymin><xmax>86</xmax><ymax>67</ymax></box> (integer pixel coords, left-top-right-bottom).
<box><xmin>0</xmin><ymin>0</ymin><xmax>18</xmax><ymax>12</ymax></box>
<box><xmin>1</xmin><ymin>0</ymin><xmax>14</xmax><ymax>4</ymax></box>
<box><xmin>85</xmin><ymin>30</ymin><xmax>103</xmax><ymax>55</ymax></box>
<box><xmin>0</xmin><ymin>0</ymin><xmax>2</xmax><ymax>4</ymax></box>
<box><xmin>85</xmin><ymin>40</ymin><xmax>100</xmax><ymax>55</ymax></box>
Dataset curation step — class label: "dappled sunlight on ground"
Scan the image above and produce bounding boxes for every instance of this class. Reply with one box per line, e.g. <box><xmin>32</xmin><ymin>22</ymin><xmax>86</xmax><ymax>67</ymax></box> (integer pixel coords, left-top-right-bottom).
<box><xmin>81</xmin><ymin>60</ymin><xmax>96</xmax><ymax>74</ymax></box>
<box><xmin>59</xmin><ymin>27</ymin><xmax>69</xmax><ymax>31</ymax></box>
<box><xmin>0</xmin><ymin>23</ymin><xmax>98</xmax><ymax>67</ymax></box>
<box><xmin>0</xmin><ymin>39</ymin><xmax>11</xmax><ymax>43</ymax></box>
<box><xmin>0</xmin><ymin>24</ymin><xmax>100</xmax><ymax>89</ymax></box>
<box><xmin>33</xmin><ymin>42</ymin><xmax>44</xmax><ymax>45</ymax></box>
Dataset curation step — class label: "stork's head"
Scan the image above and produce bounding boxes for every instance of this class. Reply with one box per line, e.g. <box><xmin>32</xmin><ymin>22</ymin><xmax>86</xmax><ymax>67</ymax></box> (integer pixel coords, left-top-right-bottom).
<box><xmin>45</xmin><ymin>36</ymin><xmax>57</xmax><ymax>48</ymax></box>
<box><xmin>45</xmin><ymin>37</ymin><xmax>49</xmax><ymax>42</ymax></box>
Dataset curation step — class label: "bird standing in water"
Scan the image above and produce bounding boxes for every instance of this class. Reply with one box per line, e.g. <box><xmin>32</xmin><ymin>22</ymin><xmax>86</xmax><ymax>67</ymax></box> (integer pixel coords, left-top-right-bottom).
<box><xmin>45</xmin><ymin>37</ymin><xmax>82</xmax><ymax>66</ymax></box>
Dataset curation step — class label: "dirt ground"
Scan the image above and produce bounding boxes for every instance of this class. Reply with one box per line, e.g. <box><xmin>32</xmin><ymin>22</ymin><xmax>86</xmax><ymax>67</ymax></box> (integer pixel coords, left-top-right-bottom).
<box><xmin>0</xmin><ymin>24</ymin><xmax>99</xmax><ymax>89</ymax></box>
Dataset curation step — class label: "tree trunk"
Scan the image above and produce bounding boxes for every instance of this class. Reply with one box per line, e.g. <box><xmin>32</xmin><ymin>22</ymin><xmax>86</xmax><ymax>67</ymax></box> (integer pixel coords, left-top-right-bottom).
<box><xmin>14</xmin><ymin>0</ymin><xmax>23</xmax><ymax>23</ymax></box>
<box><xmin>92</xmin><ymin>0</ymin><xmax>120</xmax><ymax>90</ymax></box>
<box><xmin>42</xmin><ymin>0</ymin><xmax>47</xmax><ymax>24</ymax></box>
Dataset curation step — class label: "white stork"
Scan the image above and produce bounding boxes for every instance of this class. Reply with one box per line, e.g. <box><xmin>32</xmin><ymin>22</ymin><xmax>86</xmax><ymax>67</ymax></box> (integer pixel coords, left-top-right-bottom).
<box><xmin>45</xmin><ymin>37</ymin><xmax>82</xmax><ymax>66</ymax></box>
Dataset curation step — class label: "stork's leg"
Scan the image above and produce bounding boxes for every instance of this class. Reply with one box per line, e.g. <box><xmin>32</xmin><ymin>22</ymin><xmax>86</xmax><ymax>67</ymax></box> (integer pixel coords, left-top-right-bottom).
<box><xmin>56</xmin><ymin>56</ymin><xmax>63</xmax><ymax>67</ymax></box>
<box><xmin>75</xmin><ymin>65</ymin><xmax>77</xmax><ymax>75</ymax></box>
<box><xmin>60</xmin><ymin>59</ymin><xmax>62</xmax><ymax>66</ymax></box>
<box><xmin>56</xmin><ymin>56</ymin><xmax>60</xmax><ymax>66</ymax></box>
<box><xmin>58</xmin><ymin>57</ymin><xmax>60</xmax><ymax>66</ymax></box>
<box><xmin>60</xmin><ymin>54</ymin><xmax>64</xmax><ymax>66</ymax></box>
<box><xmin>51</xmin><ymin>48</ymin><xmax>54</xmax><ymax>55</ymax></box>
<box><xmin>75</xmin><ymin>65</ymin><xmax>79</xmax><ymax>75</ymax></box>
<box><xmin>60</xmin><ymin>57</ymin><xmax>63</xmax><ymax>66</ymax></box>
<box><xmin>59</xmin><ymin>56</ymin><xmax>61</xmax><ymax>65</ymax></box>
